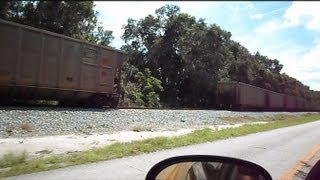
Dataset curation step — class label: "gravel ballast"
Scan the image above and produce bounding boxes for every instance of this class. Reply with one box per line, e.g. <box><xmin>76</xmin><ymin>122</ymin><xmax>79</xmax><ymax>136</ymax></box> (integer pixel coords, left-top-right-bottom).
<box><xmin>0</xmin><ymin>106</ymin><xmax>314</xmax><ymax>138</ymax></box>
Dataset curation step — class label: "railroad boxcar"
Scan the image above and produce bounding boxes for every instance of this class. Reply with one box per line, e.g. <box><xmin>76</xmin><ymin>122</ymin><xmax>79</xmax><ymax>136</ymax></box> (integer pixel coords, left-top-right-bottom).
<box><xmin>310</xmin><ymin>102</ymin><xmax>320</xmax><ymax>112</ymax></box>
<box><xmin>314</xmin><ymin>104</ymin><xmax>320</xmax><ymax>112</ymax></box>
<box><xmin>296</xmin><ymin>97</ymin><xmax>305</xmax><ymax>111</ymax></box>
<box><xmin>216</xmin><ymin>81</ymin><xmax>320</xmax><ymax>112</ymax></box>
<box><xmin>304</xmin><ymin>99</ymin><xmax>310</xmax><ymax>111</ymax></box>
<box><xmin>216</xmin><ymin>81</ymin><xmax>267</xmax><ymax>110</ymax></box>
<box><xmin>0</xmin><ymin>19</ymin><xmax>127</xmax><ymax>107</ymax></box>
<box><xmin>266</xmin><ymin>90</ymin><xmax>285</xmax><ymax>111</ymax></box>
<box><xmin>284</xmin><ymin>95</ymin><xmax>296</xmax><ymax>111</ymax></box>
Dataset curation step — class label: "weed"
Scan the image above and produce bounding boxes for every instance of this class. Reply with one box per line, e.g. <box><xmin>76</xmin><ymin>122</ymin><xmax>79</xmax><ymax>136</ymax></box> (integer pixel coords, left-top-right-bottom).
<box><xmin>19</xmin><ymin>122</ymin><xmax>33</xmax><ymax>132</ymax></box>
<box><xmin>0</xmin><ymin>151</ymin><xmax>27</xmax><ymax>168</ymax></box>
<box><xmin>35</xmin><ymin>150</ymin><xmax>52</xmax><ymax>155</ymax></box>
<box><xmin>132</xmin><ymin>125</ymin><xmax>152</xmax><ymax>132</ymax></box>
<box><xmin>220</xmin><ymin>115</ymin><xmax>257</xmax><ymax>122</ymax></box>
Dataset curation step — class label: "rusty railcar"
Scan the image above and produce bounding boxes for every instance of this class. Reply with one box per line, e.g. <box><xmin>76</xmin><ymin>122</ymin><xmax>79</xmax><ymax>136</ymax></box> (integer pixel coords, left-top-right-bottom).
<box><xmin>0</xmin><ymin>19</ymin><xmax>127</xmax><ymax>107</ymax></box>
<box><xmin>216</xmin><ymin>81</ymin><xmax>320</xmax><ymax>111</ymax></box>
<box><xmin>266</xmin><ymin>90</ymin><xmax>285</xmax><ymax>111</ymax></box>
<box><xmin>284</xmin><ymin>95</ymin><xmax>296</xmax><ymax>111</ymax></box>
<box><xmin>216</xmin><ymin>81</ymin><xmax>268</xmax><ymax>110</ymax></box>
<box><xmin>296</xmin><ymin>97</ymin><xmax>305</xmax><ymax>111</ymax></box>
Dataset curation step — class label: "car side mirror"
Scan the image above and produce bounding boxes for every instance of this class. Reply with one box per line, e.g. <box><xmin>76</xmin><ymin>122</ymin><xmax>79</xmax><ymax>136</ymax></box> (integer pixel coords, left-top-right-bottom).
<box><xmin>145</xmin><ymin>155</ymin><xmax>272</xmax><ymax>180</ymax></box>
<box><xmin>306</xmin><ymin>159</ymin><xmax>320</xmax><ymax>180</ymax></box>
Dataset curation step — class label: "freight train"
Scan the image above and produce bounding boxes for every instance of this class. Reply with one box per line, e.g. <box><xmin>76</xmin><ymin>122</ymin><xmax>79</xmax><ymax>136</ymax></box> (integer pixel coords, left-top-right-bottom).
<box><xmin>0</xmin><ymin>19</ymin><xmax>127</xmax><ymax>107</ymax></box>
<box><xmin>216</xmin><ymin>81</ymin><xmax>320</xmax><ymax>111</ymax></box>
<box><xmin>1</xmin><ymin>19</ymin><xmax>319</xmax><ymax>111</ymax></box>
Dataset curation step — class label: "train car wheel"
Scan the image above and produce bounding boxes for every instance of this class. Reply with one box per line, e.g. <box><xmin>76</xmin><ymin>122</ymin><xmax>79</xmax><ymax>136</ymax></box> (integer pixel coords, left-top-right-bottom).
<box><xmin>89</xmin><ymin>94</ymin><xmax>107</xmax><ymax>108</ymax></box>
<box><xmin>110</xmin><ymin>96</ymin><xmax>119</xmax><ymax>108</ymax></box>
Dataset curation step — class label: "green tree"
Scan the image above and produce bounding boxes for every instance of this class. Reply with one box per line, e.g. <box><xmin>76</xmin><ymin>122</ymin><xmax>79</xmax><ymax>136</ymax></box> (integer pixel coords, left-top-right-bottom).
<box><xmin>176</xmin><ymin>23</ymin><xmax>233</xmax><ymax>107</ymax></box>
<box><xmin>254</xmin><ymin>52</ymin><xmax>283</xmax><ymax>74</ymax></box>
<box><xmin>122</xmin><ymin>4</ymin><xmax>235</xmax><ymax>107</ymax></box>
<box><xmin>0</xmin><ymin>1</ymin><xmax>113</xmax><ymax>46</ymax></box>
<box><xmin>125</xmin><ymin>68</ymin><xmax>163</xmax><ymax>107</ymax></box>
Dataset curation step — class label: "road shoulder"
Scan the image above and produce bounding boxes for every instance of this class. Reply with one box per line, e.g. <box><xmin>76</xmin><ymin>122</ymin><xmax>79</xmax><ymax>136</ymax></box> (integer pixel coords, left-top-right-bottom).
<box><xmin>280</xmin><ymin>144</ymin><xmax>320</xmax><ymax>180</ymax></box>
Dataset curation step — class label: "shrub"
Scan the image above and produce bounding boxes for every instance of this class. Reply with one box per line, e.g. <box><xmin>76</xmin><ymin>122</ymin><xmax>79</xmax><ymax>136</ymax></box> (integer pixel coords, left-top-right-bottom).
<box><xmin>122</xmin><ymin>65</ymin><xmax>163</xmax><ymax>107</ymax></box>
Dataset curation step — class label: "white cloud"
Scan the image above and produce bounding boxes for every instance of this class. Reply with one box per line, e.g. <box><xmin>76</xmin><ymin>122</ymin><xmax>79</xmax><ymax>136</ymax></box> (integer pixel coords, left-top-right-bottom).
<box><xmin>254</xmin><ymin>38</ymin><xmax>320</xmax><ymax>90</ymax></box>
<box><xmin>250</xmin><ymin>7</ymin><xmax>286</xmax><ymax>21</ymax></box>
<box><xmin>280</xmin><ymin>3</ymin><xmax>320</xmax><ymax>90</ymax></box>
<box><xmin>255</xmin><ymin>2</ymin><xmax>320</xmax><ymax>35</ymax></box>
<box><xmin>300</xmin><ymin>43</ymin><xmax>320</xmax><ymax>70</ymax></box>
<box><xmin>252</xmin><ymin>43</ymin><xmax>320</xmax><ymax>90</ymax></box>
<box><xmin>283</xmin><ymin>2</ymin><xmax>320</xmax><ymax>32</ymax></box>
<box><xmin>251</xmin><ymin>13</ymin><xmax>264</xmax><ymax>20</ymax></box>
<box><xmin>266</xmin><ymin>42</ymin><xmax>320</xmax><ymax>90</ymax></box>
<box><xmin>241</xmin><ymin>2</ymin><xmax>320</xmax><ymax>90</ymax></box>
<box><xmin>253</xmin><ymin>18</ymin><xmax>282</xmax><ymax>35</ymax></box>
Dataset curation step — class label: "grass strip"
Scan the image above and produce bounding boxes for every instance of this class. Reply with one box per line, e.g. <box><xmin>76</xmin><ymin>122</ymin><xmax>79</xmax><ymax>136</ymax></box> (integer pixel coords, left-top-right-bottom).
<box><xmin>1</xmin><ymin>113</ymin><xmax>320</xmax><ymax>178</ymax></box>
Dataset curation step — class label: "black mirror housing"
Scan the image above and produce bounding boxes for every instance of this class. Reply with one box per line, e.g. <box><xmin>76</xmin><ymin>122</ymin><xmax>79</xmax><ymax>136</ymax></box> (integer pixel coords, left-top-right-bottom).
<box><xmin>146</xmin><ymin>155</ymin><xmax>273</xmax><ymax>180</ymax></box>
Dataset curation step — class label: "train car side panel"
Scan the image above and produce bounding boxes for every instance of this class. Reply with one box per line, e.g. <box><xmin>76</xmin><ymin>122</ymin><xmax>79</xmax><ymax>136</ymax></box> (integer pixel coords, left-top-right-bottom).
<box><xmin>268</xmin><ymin>91</ymin><xmax>285</xmax><ymax>110</ymax></box>
<box><xmin>81</xmin><ymin>45</ymin><xmax>100</xmax><ymax>92</ymax></box>
<box><xmin>98</xmin><ymin>49</ymin><xmax>116</xmax><ymax>92</ymax></box>
<box><xmin>285</xmin><ymin>95</ymin><xmax>296</xmax><ymax>111</ymax></box>
<box><xmin>296</xmin><ymin>97</ymin><xmax>303</xmax><ymax>111</ymax></box>
<box><xmin>19</xmin><ymin>29</ymin><xmax>42</xmax><ymax>86</ymax></box>
<box><xmin>59</xmin><ymin>39</ymin><xmax>82</xmax><ymax>90</ymax></box>
<box><xmin>216</xmin><ymin>82</ymin><xmax>238</xmax><ymax>109</ymax></box>
<box><xmin>238</xmin><ymin>83</ymin><xmax>266</xmax><ymax>109</ymax></box>
<box><xmin>0</xmin><ymin>22</ymin><xmax>18</xmax><ymax>85</ymax></box>
<box><xmin>41</xmin><ymin>34</ymin><xmax>60</xmax><ymax>88</ymax></box>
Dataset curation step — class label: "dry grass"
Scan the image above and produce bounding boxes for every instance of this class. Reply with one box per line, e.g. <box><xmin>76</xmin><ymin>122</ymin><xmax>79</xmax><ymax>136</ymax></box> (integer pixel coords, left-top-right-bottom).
<box><xmin>220</xmin><ymin>114</ymin><xmax>306</xmax><ymax>123</ymax></box>
<box><xmin>19</xmin><ymin>122</ymin><xmax>33</xmax><ymax>132</ymax></box>
<box><xmin>132</xmin><ymin>125</ymin><xmax>153</xmax><ymax>132</ymax></box>
<box><xmin>220</xmin><ymin>115</ymin><xmax>258</xmax><ymax>123</ymax></box>
<box><xmin>268</xmin><ymin>114</ymin><xmax>299</xmax><ymax>121</ymax></box>
<box><xmin>35</xmin><ymin>150</ymin><xmax>53</xmax><ymax>155</ymax></box>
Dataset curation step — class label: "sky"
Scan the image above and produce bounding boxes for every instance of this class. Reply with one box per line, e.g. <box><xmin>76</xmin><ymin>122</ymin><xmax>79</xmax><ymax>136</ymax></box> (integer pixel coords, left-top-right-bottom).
<box><xmin>94</xmin><ymin>1</ymin><xmax>320</xmax><ymax>91</ymax></box>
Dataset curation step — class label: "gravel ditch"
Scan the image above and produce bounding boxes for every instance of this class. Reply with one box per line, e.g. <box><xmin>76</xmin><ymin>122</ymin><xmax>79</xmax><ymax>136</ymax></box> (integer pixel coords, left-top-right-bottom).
<box><xmin>0</xmin><ymin>106</ymin><xmax>315</xmax><ymax>138</ymax></box>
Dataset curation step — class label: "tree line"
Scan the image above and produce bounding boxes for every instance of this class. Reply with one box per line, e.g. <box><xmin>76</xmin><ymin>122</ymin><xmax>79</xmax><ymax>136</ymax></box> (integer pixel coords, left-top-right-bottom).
<box><xmin>0</xmin><ymin>1</ymin><xmax>113</xmax><ymax>46</ymax></box>
<box><xmin>1</xmin><ymin>2</ymin><xmax>319</xmax><ymax>108</ymax></box>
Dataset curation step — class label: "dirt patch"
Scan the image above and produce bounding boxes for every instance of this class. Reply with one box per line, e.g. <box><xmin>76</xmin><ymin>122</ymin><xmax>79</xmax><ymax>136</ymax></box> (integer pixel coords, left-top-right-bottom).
<box><xmin>220</xmin><ymin>115</ymin><xmax>258</xmax><ymax>123</ymax></box>
<box><xmin>35</xmin><ymin>149</ymin><xmax>53</xmax><ymax>155</ymax></box>
<box><xmin>0</xmin><ymin>122</ymin><xmax>268</xmax><ymax>159</ymax></box>
<box><xmin>19</xmin><ymin>122</ymin><xmax>33</xmax><ymax>132</ymax></box>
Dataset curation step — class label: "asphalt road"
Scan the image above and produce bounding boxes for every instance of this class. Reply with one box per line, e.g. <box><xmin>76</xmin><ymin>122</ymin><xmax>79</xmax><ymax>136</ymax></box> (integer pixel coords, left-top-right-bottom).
<box><xmin>8</xmin><ymin>120</ymin><xmax>320</xmax><ymax>180</ymax></box>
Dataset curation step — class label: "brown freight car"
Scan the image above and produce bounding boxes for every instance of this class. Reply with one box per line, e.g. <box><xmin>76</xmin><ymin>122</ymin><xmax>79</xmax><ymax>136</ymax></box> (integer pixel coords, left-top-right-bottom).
<box><xmin>296</xmin><ymin>97</ymin><xmax>305</xmax><ymax>111</ymax></box>
<box><xmin>284</xmin><ymin>95</ymin><xmax>296</xmax><ymax>111</ymax></box>
<box><xmin>216</xmin><ymin>81</ymin><xmax>320</xmax><ymax>111</ymax></box>
<box><xmin>0</xmin><ymin>19</ymin><xmax>127</xmax><ymax>107</ymax></box>
<box><xmin>265</xmin><ymin>90</ymin><xmax>285</xmax><ymax>111</ymax></box>
<box><xmin>216</xmin><ymin>81</ymin><xmax>268</xmax><ymax>110</ymax></box>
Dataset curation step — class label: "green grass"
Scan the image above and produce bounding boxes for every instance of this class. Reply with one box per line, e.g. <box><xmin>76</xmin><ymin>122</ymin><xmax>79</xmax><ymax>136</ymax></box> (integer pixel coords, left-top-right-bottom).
<box><xmin>219</xmin><ymin>114</ymin><xmax>297</xmax><ymax>123</ymax></box>
<box><xmin>0</xmin><ymin>151</ymin><xmax>27</xmax><ymax>169</ymax></box>
<box><xmin>1</xmin><ymin>113</ymin><xmax>320</xmax><ymax>178</ymax></box>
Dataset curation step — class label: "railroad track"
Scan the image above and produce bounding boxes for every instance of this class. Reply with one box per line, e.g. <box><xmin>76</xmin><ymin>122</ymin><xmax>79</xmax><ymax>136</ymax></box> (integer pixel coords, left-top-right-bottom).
<box><xmin>0</xmin><ymin>102</ymin><xmax>315</xmax><ymax>112</ymax></box>
<box><xmin>117</xmin><ymin>106</ymin><xmax>215</xmax><ymax>110</ymax></box>
<box><xmin>0</xmin><ymin>103</ymin><xmax>225</xmax><ymax>111</ymax></box>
